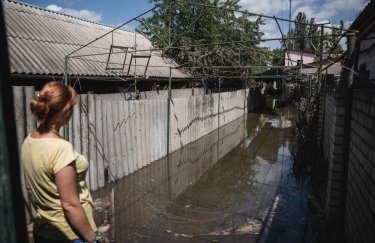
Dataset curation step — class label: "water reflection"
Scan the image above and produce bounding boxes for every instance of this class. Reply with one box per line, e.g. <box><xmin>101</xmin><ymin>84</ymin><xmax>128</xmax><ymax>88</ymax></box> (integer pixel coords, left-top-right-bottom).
<box><xmin>94</xmin><ymin>106</ymin><xmax>309</xmax><ymax>243</ymax></box>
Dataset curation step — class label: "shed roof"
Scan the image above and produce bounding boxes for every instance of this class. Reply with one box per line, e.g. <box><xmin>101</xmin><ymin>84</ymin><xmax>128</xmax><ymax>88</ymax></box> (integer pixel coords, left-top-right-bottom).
<box><xmin>3</xmin><ymin>0</ymin><xmax>192</xmax><ymax>79</ymax></box>
<box><xmin>349</xmin><ymin>0</ymin><xmax>375</xmax><ymax>32</ymax></box>
<box><xmin>300</xmin><ymin>62</ymin><xmax>342</xmax><ymax>75</ymax></box>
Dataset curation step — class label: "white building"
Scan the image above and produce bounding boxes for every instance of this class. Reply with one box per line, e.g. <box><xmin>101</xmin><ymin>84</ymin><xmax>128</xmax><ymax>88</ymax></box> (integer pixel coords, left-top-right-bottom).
<box><xmin>284</xmin><ymin>50</ymin><xmax>318</xmax><ymax>66</ymax></box>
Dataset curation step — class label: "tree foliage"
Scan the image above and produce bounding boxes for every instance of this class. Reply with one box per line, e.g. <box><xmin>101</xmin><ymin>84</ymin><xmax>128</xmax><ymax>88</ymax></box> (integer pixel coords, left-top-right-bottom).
<box><xmin>324</xmin><ymin>20</ymin><xmax>344</xmax><ymax>56</ymax></box>
<box><xmin>138</xmin><ymin>0</ymin><xmax>270</xmax><ymax>77</ymax></box>
<box><xmin>281</xmin><ymin>12</ymin><xmax>344</xmax><ymax>56</ymax></box>
<box><xmin>281</xmin><ymin>12</ymin><xmax>319</xmax><ymax>53</ymax></box>
<box><xmin>272</xmin><ymin>48</ymin><xmax>285</xmax><ymax>66</ymax></box>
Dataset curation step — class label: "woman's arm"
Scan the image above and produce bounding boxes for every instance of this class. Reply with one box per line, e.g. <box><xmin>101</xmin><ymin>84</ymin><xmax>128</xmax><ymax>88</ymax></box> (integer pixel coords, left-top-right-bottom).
<box><xmin>55</xmin><ymin>163</ymin><xmax>97</xmax><ymax>243</ymax></box>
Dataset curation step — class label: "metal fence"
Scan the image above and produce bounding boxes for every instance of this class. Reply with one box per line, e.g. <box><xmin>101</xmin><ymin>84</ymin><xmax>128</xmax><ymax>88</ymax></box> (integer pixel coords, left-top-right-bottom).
<box><xmin>13</xmin><ymin>86</ymin><xmax>249</xmax><ymax>223</ymax></box>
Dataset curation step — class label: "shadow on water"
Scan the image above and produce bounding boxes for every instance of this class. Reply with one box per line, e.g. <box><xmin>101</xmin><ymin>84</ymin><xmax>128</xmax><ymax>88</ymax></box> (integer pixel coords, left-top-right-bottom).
<box><xmin>94</xmin><ymin>106</ymin><xmax>312</xmax><ymax>243</ymax></box>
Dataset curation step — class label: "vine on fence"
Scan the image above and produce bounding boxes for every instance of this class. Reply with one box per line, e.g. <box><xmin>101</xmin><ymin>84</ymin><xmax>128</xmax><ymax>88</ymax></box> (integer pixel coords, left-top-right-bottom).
<box><xmin>292</xmin><ymin>77</ymin><xmax>319</xmax><ymax>178</ymax></box>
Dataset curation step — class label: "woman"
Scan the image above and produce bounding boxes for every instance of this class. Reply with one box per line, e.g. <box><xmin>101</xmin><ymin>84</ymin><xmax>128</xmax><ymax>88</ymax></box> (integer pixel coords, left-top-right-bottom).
<box><xmin>21</xmin><ymin>81</ymin><xmax>99</xmax><ymax>243</ymax></box>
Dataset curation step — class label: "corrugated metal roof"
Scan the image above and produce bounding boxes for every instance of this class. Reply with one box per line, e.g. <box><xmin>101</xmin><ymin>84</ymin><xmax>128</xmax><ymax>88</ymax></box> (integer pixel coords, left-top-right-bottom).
<box><xmin>349</xmin><ymin>0</ymin><xmax>375</xmax><ymax>32</ymax></box>
<box><xmin>301</xmin><ymin>62</ymin><xmax>342</xmax><ymax>75</ymax></box>
<box><xmin>3</xmin><ymin>0</ymin><xmax>192</xmax><ymax>79</ymax></box>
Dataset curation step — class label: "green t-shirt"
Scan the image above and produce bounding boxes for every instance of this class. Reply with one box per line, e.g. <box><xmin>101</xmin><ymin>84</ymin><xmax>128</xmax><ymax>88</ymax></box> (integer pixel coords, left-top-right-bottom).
<box><xmin>22</xmin><ymin>135</ymin><xmax>97</xmax><ymax>240</ymax></box>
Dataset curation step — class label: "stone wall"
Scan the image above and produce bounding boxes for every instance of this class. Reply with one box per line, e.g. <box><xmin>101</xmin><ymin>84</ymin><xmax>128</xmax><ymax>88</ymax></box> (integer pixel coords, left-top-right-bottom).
<box><xmin>322</xmin><ymin>88</ymin><xmax>346</xmax><ymax>221</ymax></box>
<box><xmin>345</xmin><ymin>89</ymin><xmax>375</xmax><ymax>243</ymax></box>
<box><xmin>321</xmin><ymin>87</ymin><xmax>375</xmax><ymax>242</ymax></box>
<box><xmin>316</xmin><ymin>85</ymin><xmax>326</xmax><ymax>146</ymax></box>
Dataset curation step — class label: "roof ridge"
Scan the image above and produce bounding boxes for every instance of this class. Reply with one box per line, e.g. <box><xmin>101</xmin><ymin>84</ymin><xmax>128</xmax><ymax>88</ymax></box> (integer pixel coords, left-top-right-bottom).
<box><xmin>5</xmin><ymin>0</ymin><xmax>138</xmax><ymax>35</ymax></box>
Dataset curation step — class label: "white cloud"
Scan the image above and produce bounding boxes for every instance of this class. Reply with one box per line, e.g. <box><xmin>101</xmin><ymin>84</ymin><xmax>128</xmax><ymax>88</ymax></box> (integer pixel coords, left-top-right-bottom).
<box><xmin>46</xmin><ymin>4</ymin><xmax>102</xmax><ymax>22</ymax></box>
<box><xmin>46</xmin><ymin>4</ymin><xmax>62</xmax><ymax>12</ymax></box>
<box><xmin>292</xmin><ymin>6</ymin><xmax>315</xmax><ymax>19</ymax></box>
<box><xmin>239</xmin><ymin>0</ymin><xmax>370</xmax><ymax>50</ymax></box>
<box><xmin>239</xmin><ymin>0</ymin><xmax>319</xmax><ymax>17</ymax></box>
<box><xmin>258</xmin><ymin>19</ymin><xmax>284</xmax><ymax>49</ymax></box>
<box><xmin>320</xmin><ymin>0</ymin><xmax>369</xmax><ymax>14</ymax></box>
<box><xmin>240</xmin><ymin>0</ymin><xmax>370</xmax><ymax>24</ymax></box>
<box><xmin>239</xmin><ymin>0</ymin><xmax>289</xmax><ymax>16</ymax></box>
<box><xmin>292</xmin><ymin>0</ymin><xmax>369</xmax><ymax>22</ymax></box>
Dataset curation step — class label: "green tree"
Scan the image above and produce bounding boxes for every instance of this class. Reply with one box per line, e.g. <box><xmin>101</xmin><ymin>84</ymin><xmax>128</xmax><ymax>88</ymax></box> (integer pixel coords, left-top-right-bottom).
<box><xmin>272</xmin><ymin>48</ymin><xmax>285</xmax><ymax>66</ymax></box>
<box><xmin>281</xmin><ymin>12</ymin><xmax>343</xmax><ymax>56</ymax></box>
<box><xmin>282</xmin><ymin>12</ymin><xmax>319</xmax><ymax>53</ymax></box>
<box><xmin>294</xmin><ymin>12</ymin><xmax>308</xmax><ymax>51</ymax></box>
<box><xmin>324</xmin><ymin>20</ymin><xmax>344</xmax><ymax>57</ymax></box>
<box><xmin>307</xmin><ymin>17</ymin><xmax>319</xmax><ymax>52</ymax></box>
<box><xmin>139</xmin><ymin>0</ymin><xmax>268</xmax><ymax>77</ymax></box>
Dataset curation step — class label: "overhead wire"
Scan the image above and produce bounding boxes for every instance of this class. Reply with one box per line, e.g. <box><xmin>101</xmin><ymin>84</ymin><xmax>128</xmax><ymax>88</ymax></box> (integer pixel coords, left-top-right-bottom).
<box><xmin>63</xmin><ymin>1</ymin><xmax>355</xmax><ymax>86</ymax></box>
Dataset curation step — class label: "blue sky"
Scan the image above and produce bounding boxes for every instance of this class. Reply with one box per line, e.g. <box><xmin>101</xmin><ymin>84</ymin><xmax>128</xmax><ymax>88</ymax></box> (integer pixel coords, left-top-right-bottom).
<box><xmin>21</xmin><ymin>0</ymin><xmax>154</xmax><ymax>27</ymax></box>
<box><xmin>20</xmin><ymin>0</ymin><xmax>370</xmax><ymax>49</ymax></box>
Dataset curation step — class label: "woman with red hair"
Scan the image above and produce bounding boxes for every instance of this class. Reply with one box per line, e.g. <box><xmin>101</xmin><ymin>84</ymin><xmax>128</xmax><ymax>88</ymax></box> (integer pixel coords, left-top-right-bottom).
<box><xmin>22</xmin><ymin>81</ymin><xmax>99</xmax><ymax>243</ymax></box>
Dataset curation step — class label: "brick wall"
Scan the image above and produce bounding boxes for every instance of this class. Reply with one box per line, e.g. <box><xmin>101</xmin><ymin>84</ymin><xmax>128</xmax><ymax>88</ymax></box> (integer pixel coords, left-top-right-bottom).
<box><xmin>345</xmin><ymin>89</ymin><xmax>375</xmax><ymax>243</ymax></box>
<box><xmin>322</xmin><ymin>88</ymin><xmax>346</xmax><ymax>221</ymax></box>
<box><xmin>316</xmin><ymin>85</ymin><xmax>325</xmax><ymax>146</ymax></box>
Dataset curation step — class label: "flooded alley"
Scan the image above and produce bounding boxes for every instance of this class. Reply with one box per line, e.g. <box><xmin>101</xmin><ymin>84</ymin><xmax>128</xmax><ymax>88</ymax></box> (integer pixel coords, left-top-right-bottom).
<box><xmin>94</xmin><ymin>106</ymin><xmax>311</xmax><ymax>243</ymax></box>
<box><xmin>2</xmin><ymin>1</ymin><xmax>374</xmax><ymax>242</ymax></box>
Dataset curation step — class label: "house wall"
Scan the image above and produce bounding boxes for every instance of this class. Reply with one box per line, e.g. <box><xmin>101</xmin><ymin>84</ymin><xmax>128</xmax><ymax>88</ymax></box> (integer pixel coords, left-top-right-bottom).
<box><xmin>358</xmin><ymin>32</ymin><xmax>375</xmax><ymax>81</ymax></box>
<box><xmin>285</xmin><ymin>51</ymin><xmax>317</xmax><ymax>66</ymax></box>
<box><xmin>320</xmin><ymin>86</ymin><xmax>375</xmax><ymax>242</ymax></box>
<box><xmin>322</xmin><ymin>88</ymin><xmax>346</xmax><ymax>221</ymax></box>
<box><xmin>345</xmin><ymin>89</ymin><xmax>375</xmax><ymax>243</ymax></box>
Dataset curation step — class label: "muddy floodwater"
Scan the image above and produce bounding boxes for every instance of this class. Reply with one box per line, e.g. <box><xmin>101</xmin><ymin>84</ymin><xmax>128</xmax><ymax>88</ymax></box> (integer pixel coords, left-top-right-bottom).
<box><xmin>94</xmin><ymin>106</ymin><xmax>312</xmax><ymax>242</ymax></box>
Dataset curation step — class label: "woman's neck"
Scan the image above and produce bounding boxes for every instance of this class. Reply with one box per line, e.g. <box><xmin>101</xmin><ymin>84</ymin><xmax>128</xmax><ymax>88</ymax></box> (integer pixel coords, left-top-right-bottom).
<box><xmin>49</xmin><ymin>127</ymin><xmax>63</xmax><ymax>138</ymax></box>
<box><xmin>32</xmin><ymin>124</ymin><xmax>63</xmax><ymax>139</ymax></box>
